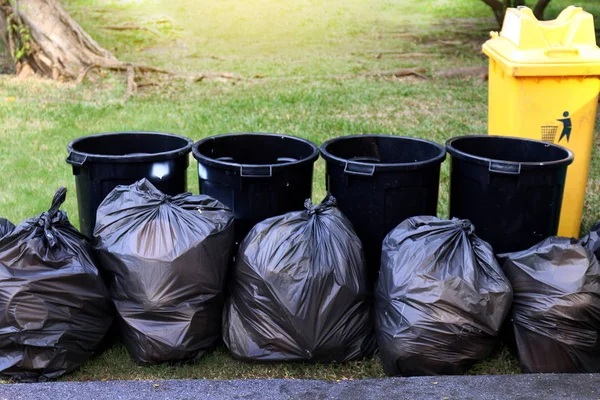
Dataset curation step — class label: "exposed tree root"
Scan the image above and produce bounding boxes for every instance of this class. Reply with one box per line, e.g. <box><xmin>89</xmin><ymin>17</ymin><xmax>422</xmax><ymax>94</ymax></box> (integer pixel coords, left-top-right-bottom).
<box><xmin>0</xmin><ymin>0</ymin><xmax>241</xmax><ymax>100</ymax></box>
<box><xmin>75</xmin><ymin>59</ymin><xmax>243</xmax><ymax>100</ymax></box>
<box><xmin>76</xmin><ymin>60</ymin><xmax>242</xmax><ymax>83</ymax></box>
<box><xmin>433</xmin><ymin>66</ymin><xmax>488</xmax><ymax>80</ymax></box>
<box><xmin>1</xmin><ymin>0</ymin><xmax>118</xmax><ymax>79</ymax></box>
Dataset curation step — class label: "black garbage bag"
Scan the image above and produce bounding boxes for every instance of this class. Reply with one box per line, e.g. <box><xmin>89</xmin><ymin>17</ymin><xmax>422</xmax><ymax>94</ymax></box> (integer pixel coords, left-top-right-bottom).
<box><xmin>94</xmin><ymin>179</ymin><xmax>234</xmax><ymax>365</ymax></box>
<box><xmin>376</xmin><ymin>216</ymin><xmax>513</xmax><ymax>376</ymax></box>
<box><xmin>499</xmin><ymin>236</ymin><xmax>600</xmax><ymax>373</ymax></box>
<box><xmin>580</xmin><ymin>220</ymin><xmax>600</xmax><ymax>261</ymax></box>
<box><xmin>223</xmin><ymin>195</ymin><xmax>376</xmax><ymax>362</ymax></box>
<box><xmin>0</xmin><ymin>218</ymin><xmax>14</xmax><ymax>238</ymax></box>
<box><xmin>0</xmin><ymin>188</ymin><xmax>113</xmax><ymax>382</ymax></box>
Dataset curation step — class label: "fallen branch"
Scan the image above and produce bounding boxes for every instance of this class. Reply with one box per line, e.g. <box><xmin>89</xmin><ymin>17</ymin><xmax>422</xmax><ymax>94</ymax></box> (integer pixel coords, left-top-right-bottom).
<box><xmin>75</xmin><ymin>60</ymin><xmax>243</xmax><ymax>100</ymax></box>
<box><xmin>356</xmin><ymin>51</ymin><xmax>402</xmax><ymax>55</ymax></box>
<box><xmin>132</xmin><ymin>65</ymin><xmax>173</xmax><ymax>75</ymax></box>
<box><xmin>136</xmin><ymin>80</ymin><xmax>163</xmax><ymax>88</ymax></box>
<box><xmin>354</xmin><ymin>51</ymin><xmax>433</xmax><ymax>59</ymax></box>
<box><xmin>76</xmin><ymin>62</ymin><xmax>174</xmax><ymax>84</ymax></box>
<box><xmin>437</xmin><ymin>40</ymin><xmax>464</xmax><ymax>46</ymax></box>
<box><xmin>376</xmin><ymin>33</ymin><xmax>415</xmax><ymax>38</ymax></box>
<box><xmin>377</xmin><ymin>53</ymin><xmax>433</xmax><ymax>59</ymax></box>
<box><xmin>433</xmin><ymin>66</ymin><xmax>487</xmax><ymax>79</ymax></box>
<box><xmin>252</xmin><ymin>68</ymin><xmax>429</xmax><ymax>82</ymax></box>
<box><xmin>193</xmin><ymin>72</ymin><xmax>243</xmax><ymax>82</ymax></box>
<box><xmin>186</xmin><ymin>54</ymin><xmax>224</xmax><ymax>61</ymax></box>
<box><xmin>102</xmin><ymin>25</ymin><xmax>160</xmax><ymax>35</ymax></box>
<box><xmin>364</xmin><ymin>67</ymin><xmax>428</xmax><ymax>80</ymax></box>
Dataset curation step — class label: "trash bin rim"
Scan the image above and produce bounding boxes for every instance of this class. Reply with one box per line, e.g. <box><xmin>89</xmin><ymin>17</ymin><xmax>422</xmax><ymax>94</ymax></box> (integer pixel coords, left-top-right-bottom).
<box><xmin>320</xmin><ymin>134</ymin><xmax>446</xmax><ymax>172</ymax></box>
<box><xmin>192</xmin><ymin>132</ymin><xmax>320</xmax><ymax>170</ymax></box>
<box><xmin>66</xmin><ymin>131</ymin><xmax>194</xmax><ymax>165</ymax></box>
<box><xmin>445</xmin><ymin>135</ymin><xmax>574</xmax><ymax>170</ymax></box>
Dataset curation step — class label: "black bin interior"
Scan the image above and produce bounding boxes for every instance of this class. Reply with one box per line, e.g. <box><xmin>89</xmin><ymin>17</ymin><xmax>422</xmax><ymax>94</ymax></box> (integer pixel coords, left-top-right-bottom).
<box><xmin>195</xmin><ymin>134</ymin><xmax>317</xmax><ymax>165</ymax></box>
<box><xmin>450</xmin><ymin>136</ymin><xmax>571</xmax><ymax>164</ymax></box>
<box><xmin>70</xmin><ymin>133</ymin><xmax>191</xmax><ymax>157</ymax></box>
<box><xmin>324</xmin><ymin>136</ymin><xmax>444</xmax><ymax>165</ymax></box>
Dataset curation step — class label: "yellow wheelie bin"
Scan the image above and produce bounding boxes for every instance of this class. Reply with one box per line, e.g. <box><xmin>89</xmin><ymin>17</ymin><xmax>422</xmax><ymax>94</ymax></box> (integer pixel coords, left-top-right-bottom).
<box><xmin>483</xmin><ymin>6</ymin><xmax>600</xmax><ymax>238</ymax></box>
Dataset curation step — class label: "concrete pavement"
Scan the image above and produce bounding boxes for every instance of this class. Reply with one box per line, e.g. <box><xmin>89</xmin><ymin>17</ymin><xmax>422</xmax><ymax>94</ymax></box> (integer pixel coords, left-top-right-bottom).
<box><xmin>1</xmin><ymin>374</ymin><xmax>599</xmax><ymax>400</ymax></box>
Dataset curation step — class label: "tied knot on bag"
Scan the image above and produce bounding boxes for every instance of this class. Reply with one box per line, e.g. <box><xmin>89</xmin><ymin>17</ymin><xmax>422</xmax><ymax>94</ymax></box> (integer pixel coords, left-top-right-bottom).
<box><xmin>159</xmin><ymin>194</ymin><xmax>173</xmax><ymax>203</ymax></box>
<box><xmin>36</xmin><ymin>187</ymin><xmax>67</xmax><ymax>248</ymax></box>
<box><xmin>136</xmin><ymin>179</ymin><xmax>192</xmax><ymax>205</ymax></box>
<box><xmin>305</xmin><ymin>194</ymin><xmax>337</xmax><ymax>215</ymax></box>
<box><xmin>452</xmin><ymin>218</ymin><xmax>475</xmax><ymax>236</ymax></box>
<box><xmin>457</xmin><ymin>218</ymin><xmax>475</xmax><ymax>236</ymax></box>
<box><xmin>162</xmin><ymin>191</ymin><xmax>193</xmax><ymax>206</ymax></box>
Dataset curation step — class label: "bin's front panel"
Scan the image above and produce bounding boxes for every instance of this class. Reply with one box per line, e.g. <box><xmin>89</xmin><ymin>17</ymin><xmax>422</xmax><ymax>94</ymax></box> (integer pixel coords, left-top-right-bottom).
<box><xmin>74</xmin><ymin>159</ymin><xmax>188</xmax><ymax>239</ymax></box>
<box><xmin>325</xmin><ymin>164</ymin><xmax>440</xmax><ymax>286</ymax></box>
<box><xmin>488</xmin><ymin>67</ymin><xmax>600</xmax><ymax>237</ymax></box>
<box><xmin>449</xmin><ymin>159</ymin><xmax>567</xmax><ymax>254</ymax></box>
<box><xmin>198</xmin><ymin>164</ymin><xmax>313</xmax><ymax>246</ymax></box>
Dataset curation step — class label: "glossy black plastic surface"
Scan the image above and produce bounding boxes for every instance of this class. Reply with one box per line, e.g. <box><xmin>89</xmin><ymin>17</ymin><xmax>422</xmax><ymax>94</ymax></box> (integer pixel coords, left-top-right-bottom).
<box><xmin>193</xmin><ymin>133</ymin><xmax>319</xmax><ymax>246</ymax></box>
<box><xmin>446</xmin><ymin>135</ymin><xmax>573</xmax><ymax>254</ymax></box>
<box><xmin>66</xmin><ymin>132</ymin><xmax>193</xmax><ymax>238</ymax></box>
<box><xmin>320</xmin><ymin>135</ymin><xmax>446</xmax><ymax>284</ymax></box>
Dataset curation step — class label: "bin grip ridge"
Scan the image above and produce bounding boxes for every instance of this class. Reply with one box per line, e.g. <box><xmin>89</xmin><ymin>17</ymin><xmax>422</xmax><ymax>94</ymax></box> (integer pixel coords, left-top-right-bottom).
<box><xmin>488</xmin><ymin>161</ymin><xmax>521</xmax><ymax>175</ymax></box>
<box><xmin>344</xmin><ymin>162</ymin><xmax>375</xmax><ymax>176</ymax></box>
<box><xmin>66</xmin><ymin>152</ymin><xmax>88</xmax><ymax>167</ymax></box>
<box><xmin>240</xmin><ymin>165</ymin><xmax>273</xmax><ymax>178</ymax></box>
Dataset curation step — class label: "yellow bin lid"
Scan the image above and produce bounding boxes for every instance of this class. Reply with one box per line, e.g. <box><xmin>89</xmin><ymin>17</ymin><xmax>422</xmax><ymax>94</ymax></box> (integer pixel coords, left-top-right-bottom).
<box><xmin>482</xmin><ymin>6</ymin><xmax>600</xmax><ymax>77</ymax></box>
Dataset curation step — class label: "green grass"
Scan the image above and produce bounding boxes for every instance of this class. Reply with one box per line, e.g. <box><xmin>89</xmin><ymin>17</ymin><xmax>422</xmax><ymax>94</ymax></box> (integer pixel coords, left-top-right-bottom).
<box><xmin>66</xmin><ymin>345</ymin><xmax>386</xmax><ymax>381</ymax></box>
<box><xmin>0</xmin><ymin>0</ymin><xmax>599</xmax><ymax>382</ymax></box>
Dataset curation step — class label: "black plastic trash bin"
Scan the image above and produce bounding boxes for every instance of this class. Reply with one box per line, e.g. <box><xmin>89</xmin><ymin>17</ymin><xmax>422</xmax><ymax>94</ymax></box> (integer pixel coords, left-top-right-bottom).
<box><xmin>193</xmin><ymin>133</ymin><xmax>319</xmax><ymax>246</ymax></box>
<box><xmin>320</xmin><ymin>135</ymin><xmax>446</xmax><ymax>284</ymax></box>
<box><xmin>446</xmin><ymin>135</ymin><xmax>574</xmax><ymax>254</ymax></box>
<box><xmin>66</xmin><ymin>131</ymin><xmax>193</xmax><ymax>238</ymax></box>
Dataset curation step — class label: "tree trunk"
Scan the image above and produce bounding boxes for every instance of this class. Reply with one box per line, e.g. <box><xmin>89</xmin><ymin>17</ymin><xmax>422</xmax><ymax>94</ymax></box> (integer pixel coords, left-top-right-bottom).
<box><xmin>533</xmin><ymin>0</ymin><xmax>552</xmax><ymax>20</ymax></box>
<box><xmin>481</xmin><ymin>0</ymin><xmax>506</xmax><ymax>27</ymax></box>
<box><xmin>481</xmin><ymin>0</ymin><xmax>553</xmax><ymax>28</ymax></box>
<box><xmin>0</xmin><ymin>7</ymin><xmax>8</xmax><ymax>50</ymax></box>
<box><xmin>0</xmin><ymin>0</ymin><xmax>117</xmax><ymax>79</ymax></box>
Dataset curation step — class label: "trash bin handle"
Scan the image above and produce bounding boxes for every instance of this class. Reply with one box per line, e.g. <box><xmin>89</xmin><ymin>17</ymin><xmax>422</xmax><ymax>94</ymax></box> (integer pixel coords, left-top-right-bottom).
<box><xmin>66</xmin><ymin>152</ymin><xmax>87</xmax><ymax>166</ymax></box>
<box><xmin>488</xmin><ymin>161</ymin><xmax>521</xmax><ymax>175</ymax></box>
<box><xmin>344</xmin><ymin>161</ymin><xmax>375</xmax><ymax>176</ymax></box>
<box><xmin>240</xmin><ymin>165</ymin><xmax>273</xmax><ymax>178</ymax></box>
<box><xmin>544</xmin><ymin>48</ymin><xmax>579</xmax><ymax>58</ymax></box>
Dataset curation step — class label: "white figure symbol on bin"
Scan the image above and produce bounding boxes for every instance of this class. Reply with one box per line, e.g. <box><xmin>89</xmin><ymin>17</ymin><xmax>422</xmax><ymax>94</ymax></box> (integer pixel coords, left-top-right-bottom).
<box><xmin>151</xmin><ymin>162</ymin><xmax>170</xmax><ymax>179</ymax></box>
<box><xmin>558</xmin><ymin>111</ymin><xmax>572</xmax><ymax>143</ymax></box>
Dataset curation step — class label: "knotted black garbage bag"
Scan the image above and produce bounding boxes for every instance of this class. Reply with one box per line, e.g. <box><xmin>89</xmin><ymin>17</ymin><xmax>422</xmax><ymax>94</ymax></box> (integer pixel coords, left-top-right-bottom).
<box><xmin>0</xmin><ymin>188</ymin><xmax>113</xmax><ymax>382</ymax></box>
<box><xmin>376</xmin><ymin>216</ymin><xmax>513</xmax><ymax>376</ymax></box>
<box><xmin>94</xmin><ymin>179</ymin><xmax>234</xmax><ymax>364</ymax></box>
<box><xmin>0</xmin><ymin>218</ymin><xmax>14</xmax><ymax>238</ymax></box>
<box><xmin>499</xmin><ymin>235</ymin><xmax>600</xmax><ymax>373</ymax></box>
<box><xmin>223</xmin><ymin>195</ymin><xmax>376</xmax><ymax>362</ymax></box>
<box><xmin>580</xmin><ymin>220</ymin><xmax>600</xmax><ymax>261</ymax></box>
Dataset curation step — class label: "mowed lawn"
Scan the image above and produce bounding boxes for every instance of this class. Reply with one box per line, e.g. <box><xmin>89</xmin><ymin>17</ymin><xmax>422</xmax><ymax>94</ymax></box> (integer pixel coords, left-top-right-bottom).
<box><xmin>1</xmin><ymin>0</ymin><xmax>599</xmax><ymax>381</ymax></box>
